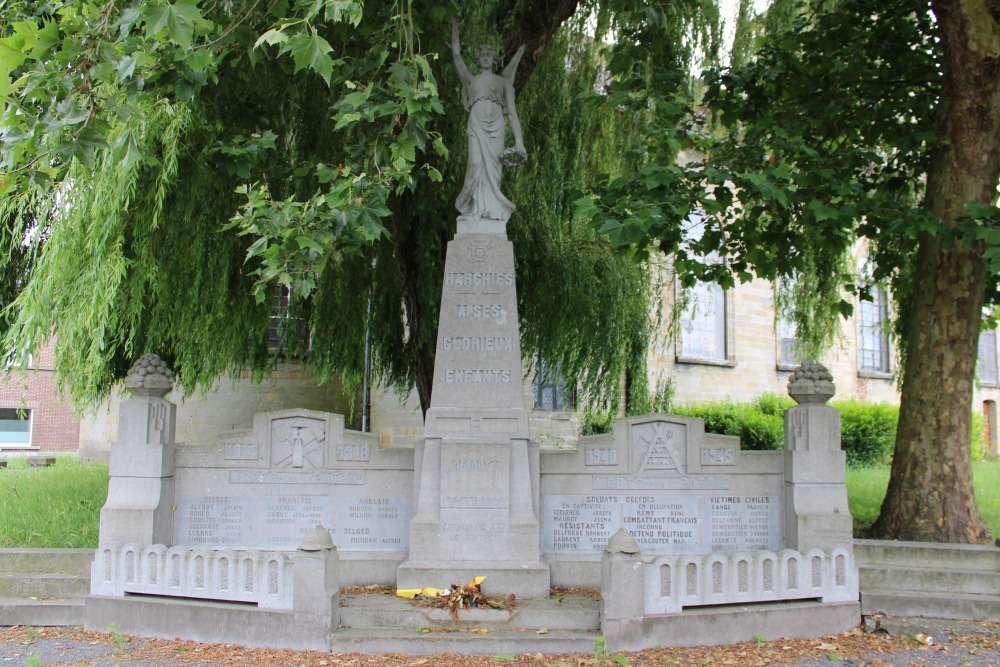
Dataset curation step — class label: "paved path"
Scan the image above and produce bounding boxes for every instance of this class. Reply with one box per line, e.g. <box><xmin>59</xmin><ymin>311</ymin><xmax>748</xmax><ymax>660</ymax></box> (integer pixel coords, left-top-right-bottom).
<box><xmin>2</xmin><ymin>617</ymin><xmax>998</xmax><ymax>667</ymax></box>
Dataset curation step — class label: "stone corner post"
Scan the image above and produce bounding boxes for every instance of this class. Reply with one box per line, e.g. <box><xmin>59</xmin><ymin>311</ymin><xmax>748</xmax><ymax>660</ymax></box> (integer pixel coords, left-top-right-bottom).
<box><xmin>293</xmin><ymin>525</ymin><xmax>341</xmax><ymax>632</ymax></box>
<box><xmin>98</xmin><ymin>353</ymin><xmax>177</xmax><ymax>547</ymax></box>
<box><xmin>600</xmin><ymin>529</ymin><xmax>645</xmax><ymax>651</ymax></box>
<box><xmin>783</xmin><ymin>359</ymin><xmax>853</xmax><ymax>552</ymax></box>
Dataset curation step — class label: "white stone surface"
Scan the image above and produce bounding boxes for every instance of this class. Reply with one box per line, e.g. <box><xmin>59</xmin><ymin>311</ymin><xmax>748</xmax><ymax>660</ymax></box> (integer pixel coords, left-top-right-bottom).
<box><xmin>642</xmin><ymin>547</ymin><xmax>858</xmax><ymax>614</ymax></box>
<box><xmin>91</xmin><ymin>544</ymin><xmax>294</xmax><ymax>609</ymax></box>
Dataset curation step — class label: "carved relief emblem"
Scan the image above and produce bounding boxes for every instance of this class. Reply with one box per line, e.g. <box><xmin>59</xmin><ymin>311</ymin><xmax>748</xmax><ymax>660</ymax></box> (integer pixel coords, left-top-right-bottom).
<box><xmin>465</xmin><ymin>239</ymin><xmax>495</xmax><ymax>263</ymax></box>
<box><xmin>632</xmin><ymin>421</ymin><xmax>686</xmax><ymax>474</ymax></box>
<box><xmin>271</xmin><ymin>417</ymin><xmax>326</xmax><ymax>469</ymax></box>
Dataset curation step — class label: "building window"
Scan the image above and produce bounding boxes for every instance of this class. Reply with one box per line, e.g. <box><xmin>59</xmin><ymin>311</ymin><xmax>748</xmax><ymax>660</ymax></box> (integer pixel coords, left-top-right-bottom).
<box><xmin>534</xmin><ymin>362</ymin><xmax>576</xmax><ymax>411</ymax></box>
<box><xmin>858</xmin><ymin>286</ymin><xmax>890</xmax><ymax>374</ymax></box>
<box><xmin>0</xmin><ymin>408</ymin><xmax>31</xmax><ymax>446</ymax></box>
<box><xmin>269</xmin><ymin>285</ymin><xmax>292</xmax><ymax>349</ymax></box>
<box><xmin>776</xmin><ymin>314</ymin><xmax>800</xmax><ymax>368</ymax></box>
<box><xmin>268</xmin><ymin>285</ymin><xmax>310</xmax><ymax>354</ymax></box>
<box><xmin>679</xmin><ymin>281</ymin><xmax>728</xmax><ymax>362</ymax></box>
<box><xmin>979</xmin><ymin>329</ymin><xmax>999</xmax><ymax>385</ymax></box>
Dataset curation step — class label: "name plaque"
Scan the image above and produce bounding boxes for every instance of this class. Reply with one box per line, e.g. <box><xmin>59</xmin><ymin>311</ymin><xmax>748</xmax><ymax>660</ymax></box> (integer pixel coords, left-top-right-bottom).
<box><xmin>541</xmin><ymin>494</ymin><xmax>779</xmax><ymax>555</ymax></box>
<box><xmin>228</xmin><ymin>470</ymin><xmax>365</xmax><ymax>485</ymax></box>
<box><xmin>592</xmin><ymin>475</ymin><xmax>731</xmax><ymax>490</ymax></box>
<box><xmin>174</xmin><ymin>495</ymin><xmax>409</xmax><ymax>551</ymax></box>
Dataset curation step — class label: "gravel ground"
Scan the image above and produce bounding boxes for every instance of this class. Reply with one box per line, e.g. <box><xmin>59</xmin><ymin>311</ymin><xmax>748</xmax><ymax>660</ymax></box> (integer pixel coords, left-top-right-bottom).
<box><xmin>2</xmin><ymin>617</ymin><xmax>998</xmax><ymax>667</ymax></box>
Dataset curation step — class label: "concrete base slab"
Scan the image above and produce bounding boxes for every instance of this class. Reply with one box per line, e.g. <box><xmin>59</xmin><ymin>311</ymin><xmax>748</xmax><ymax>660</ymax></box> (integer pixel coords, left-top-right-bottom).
<box><xmin>85</xmin><ymin>595</ymin><xmax>334</xmax><ymax>652</ymax></box>
<box><xmin>862</xmin><ymin>590</ymin><xmax>1000</xmax><ymax>622</ymax></box>
<box><xmin>330</xmin><ymin>627</ymin><xmax>599</xmax><ymax>655</ymax></box>
<box><xmin>396</xmin><ymin>560</ymin><xmax>551</xmax><ymax>599</ymax></box>
<box><xmin>0</xmin><ymin>549</ymin><xmax>95</xmax><ymax>576</ymax></box>
<box><xmin>0</xmin><ymin>598</ymin><xmax>86</xmax><ymax>626</ymax></box>
<box><xmin>860</xmin><ymin>566</ymin><xmax>1000</xmax><ymax>596</ymax></box>
<box><xmin>339</xmin><ymin>592</ymin><xmax>599</xmax><ymax>631</ymax></box>
<box><xmin>0</xmin><ymin>574</ymin><xmax>89</xmax><ymax>598</ymax></box>
<box><xmin>605</xmin><ymin>600</ymin><xmax>861</xmax><ymax>652</ymax></box>
<box><xmin>339</xmin><ymin>553</ymin><xmax>406</xmax><ymax>587</ymax></box>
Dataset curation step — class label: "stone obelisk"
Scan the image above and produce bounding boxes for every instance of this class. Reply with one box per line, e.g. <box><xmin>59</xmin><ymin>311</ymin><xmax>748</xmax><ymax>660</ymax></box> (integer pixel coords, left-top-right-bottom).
<box><xmin>397</xmin><ymin>19</ymin><xmax>549</xmax><ymax>597</ymax></box>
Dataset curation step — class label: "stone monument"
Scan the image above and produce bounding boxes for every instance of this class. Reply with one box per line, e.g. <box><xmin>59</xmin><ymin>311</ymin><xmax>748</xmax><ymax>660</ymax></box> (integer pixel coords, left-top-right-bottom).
<box><xmin>396</xmin><ymin>18</ymin><xmax>548</xmax><ymax>597</ymax></box>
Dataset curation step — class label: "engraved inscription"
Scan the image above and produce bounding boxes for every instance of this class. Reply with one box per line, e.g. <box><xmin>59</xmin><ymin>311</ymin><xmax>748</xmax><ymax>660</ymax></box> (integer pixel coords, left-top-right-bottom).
<box><xmin>451</xmin><ymin>459</ymin><xmax>500</xmax><ymax>471</ymax></box>
<box><xmin>445</xmin><ymin>369</ymin><xmax>512</xmax><ymax>383</ymax></box>
<box><xmin>442</xmin><ymin>495</ymin><xmax>508</xmax><ymax>508</ymax></box>
<box><xmin>542</xmin><ymin>494</ymin><xmax>778</xmax><ymax>555</ymax></box>
<box><xmin>225</xmin><ymin>443</ymin><xmax>258</xmax><ymax>460</ymax></box>
<box><xmin>440</xmin><ymin>336</ymin><xmax>513</xmax><ymax>351</ymax></box>
<box><xmin>444</xmin><ymin>272</ymin><xmax>513</xmax><ymax>287</ymax></box>
<box><xmin>228</xmin><ymin>470</ymin><xmax>364</xmax><ymax>485</ymax></box>
<box><xmin>709</xmin><ymin>496</ymin><xmax>777</xmax><ymax>551</ymax></box>
<box><xmin>337</xmin><ymin>443</ymin><xmax>370</xmax><ymax>462</ymax></box>
<box><xmin>585</xmin><ymin>447</ymin><xmax>619</xmax><ymax>466</ymax></box>
<box><xmin>593</xmin><ymin>475</ymin><xmax>730</xmax><ymax>490</ymax></box>
<box><xmin>441</xmin><ymin>521</ymin><xmax>506</xmax><ymax>544</ymax></box>
<box><xmin>456</xmin><ymin>304</ymin><xmax>507</xmax><ymax>323</ymax></box>
<box><xmin>175</xmin><ymin>495</ymin><xmax>410</xmax><ymax>551</ymax></box>
<box><xmin>701</xmin><ymin>447</ymin><xmax>735</xmax><ymax>466</ymax></box>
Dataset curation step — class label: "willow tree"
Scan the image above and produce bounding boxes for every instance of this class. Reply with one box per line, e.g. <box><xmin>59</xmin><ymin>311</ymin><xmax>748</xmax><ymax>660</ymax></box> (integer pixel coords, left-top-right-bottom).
<box><xmin>581</xmin><ymin>0</ymin><xmax>997</xmax><ymax>543</ymax></box>
<box><xmin>0</xmin><ymin>1</ymin><xmax>716</xmax><ymax>416</ymax></box>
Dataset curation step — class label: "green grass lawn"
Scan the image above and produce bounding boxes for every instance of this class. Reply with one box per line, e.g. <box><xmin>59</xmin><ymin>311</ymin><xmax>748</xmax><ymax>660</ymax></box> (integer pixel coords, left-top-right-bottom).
<box><xmin>0</xmin><ymin>456</ymin><xmax>109</xmax><ymax>548</ymax></box>
<box><xmin>848</xmin><ymin>458</ymin><xmax>1000</xmax><ymax>536</ymax></box>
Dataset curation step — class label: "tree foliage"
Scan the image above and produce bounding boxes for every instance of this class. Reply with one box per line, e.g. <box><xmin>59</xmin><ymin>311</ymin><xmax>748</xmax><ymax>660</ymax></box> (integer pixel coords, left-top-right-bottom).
<box><xmin>579</xmin><ymin>0</ymin><xmax>998</xmax><ymax>542</ymax></box>
<box><xmin>0</xmin><ymin>0</ymin><xmax>720</xmax><ymax>415</ymax></box>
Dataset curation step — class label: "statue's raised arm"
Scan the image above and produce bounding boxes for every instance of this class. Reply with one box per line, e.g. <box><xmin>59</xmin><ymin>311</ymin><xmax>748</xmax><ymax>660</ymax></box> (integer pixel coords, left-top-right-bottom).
<box><xmin>448</xmin><ymin>15</ymin><xmax>472</xmax><ymax>93</ymax></box>
<box><xmin>450</xmin><ymin>17</ymin><xmax>527</xmax><ymax>227</ymax></box>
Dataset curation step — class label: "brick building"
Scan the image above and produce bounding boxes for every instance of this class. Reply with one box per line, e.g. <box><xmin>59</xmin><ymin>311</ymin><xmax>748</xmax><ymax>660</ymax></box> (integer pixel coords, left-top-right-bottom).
<box><xmin>0</xmin><ymin>341</ymin><xmax>80</xmax><ymax>454</ymax></box>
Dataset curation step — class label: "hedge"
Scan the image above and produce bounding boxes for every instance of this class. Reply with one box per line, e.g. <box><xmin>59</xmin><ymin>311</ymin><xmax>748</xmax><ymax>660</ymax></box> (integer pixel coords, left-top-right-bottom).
<box><xmin>671</xmin><ymin>394</ymin><xmax>898</xmax><ymax>465</ymax></box>
<box><xmin>582</xmin><ymin>392</ymin><xmax>988</xmax><ymax>466</ymax></box>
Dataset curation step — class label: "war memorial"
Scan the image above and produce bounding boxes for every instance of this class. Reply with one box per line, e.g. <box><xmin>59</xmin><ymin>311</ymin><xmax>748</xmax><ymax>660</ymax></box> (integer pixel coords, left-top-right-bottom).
<box><xmin>83</xmin><ymin>18</ymin><xmax>860</xmax><ymax>653</ymax></box>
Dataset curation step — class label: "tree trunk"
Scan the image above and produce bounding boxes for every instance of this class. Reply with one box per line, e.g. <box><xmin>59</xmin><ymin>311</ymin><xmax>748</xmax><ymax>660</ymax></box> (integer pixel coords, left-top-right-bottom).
<box><xmin>870</xmin><ymin>0</ymin><xmax>999</xmax><ymax>543</ymax></box>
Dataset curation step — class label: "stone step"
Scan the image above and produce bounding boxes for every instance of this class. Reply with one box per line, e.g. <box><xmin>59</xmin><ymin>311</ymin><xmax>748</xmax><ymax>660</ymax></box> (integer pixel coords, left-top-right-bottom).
<box><xmin>0</xmin><ymin>573</ymin><xmax>90</xmax><ymax>599</ymax></box>
<box><xmin>858</xmin><ymin>565</ymin><xmax>1000</xmax><ymax>596</ymax></box>
<box><xmin>329</xmin><ymin>626</ymin><xmax>600</xmax><ymax>655</ymax></box>
<box><xmin>339</xmin><ymin>593</ymin><xmax>600</xmax><ymax>631</ymax></box>
<box><xmin>0</xmin><ymin>597</ymin><xmax>86</xmax><ymax>626</ymax></box>
<box><xmin>854</xmin><ymin>539</ymin><xmax>1000</xmax><ymax>572</ymax></box>
<box><xmin>0</xmin><ymin>549</ymin><xmax>94</xmax><ymax>577</ymax></box>
<box><xmin>861</xmin><ymin>589</ymin><xmax>1000</xmax><ymax>622</ymax></box>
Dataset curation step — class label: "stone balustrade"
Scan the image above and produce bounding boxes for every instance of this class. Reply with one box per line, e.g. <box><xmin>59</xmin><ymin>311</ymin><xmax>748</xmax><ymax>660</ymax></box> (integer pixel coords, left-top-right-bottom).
<box><xmin>91</xmin><ymin>544</ymin><xmax>294</xmax><ymax>610</ymax></box>
<box><xmin>644</xmin><ymin>547</ymin><xmax>858</xmax><ymax>614</ymax></box>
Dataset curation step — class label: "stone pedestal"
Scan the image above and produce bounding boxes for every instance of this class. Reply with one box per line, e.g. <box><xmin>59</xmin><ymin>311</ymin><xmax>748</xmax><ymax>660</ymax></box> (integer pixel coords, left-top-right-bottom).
<box><xmin>600</xmin><ymin>529</ymin><xmax>645</xmax><ymax>646</ymax></box>
<box><xmin>783</xmin><ymin>360</ymin><xmax>853</xmax><ymax>551</ymax></box>
<box><xmin>398</xmin><ymin>233</ymin><xmax>550</xmax><ymax>597</ymax></box>
<box><xmin>98</xmin><ymin>354</ymin><xmax>177</xmax><ymax>547</ymax></box>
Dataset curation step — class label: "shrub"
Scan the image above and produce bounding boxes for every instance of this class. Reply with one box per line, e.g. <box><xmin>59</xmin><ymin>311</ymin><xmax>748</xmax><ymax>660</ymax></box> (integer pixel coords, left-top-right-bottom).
<box><xmin>672</xmin><ymin>402</ymin><xmax>784</xmax><ymax>451</ymax></box>
<box><xmin>832</xmin><ymin>400</ymin><xmax>897</xmax><ymax>466</ymax></box>
<box><xmin>752</xmin><ymin>392</ymin><xmax>795</xmax><ymax>416</ymax></box>
<box><xmin>674</xmin><ymin>397</ymin><xmax>898</xmax><ymax>460</ymax></box>
<box><xmin>579</xmin><ymin>408</ymin><xmax>616</xmax><ymax>436</ymax></box>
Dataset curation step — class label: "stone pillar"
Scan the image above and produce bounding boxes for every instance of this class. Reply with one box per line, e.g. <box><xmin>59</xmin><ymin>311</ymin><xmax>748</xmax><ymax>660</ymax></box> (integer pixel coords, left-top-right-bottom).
<box><xmin>600</xmin><ymin>529</ymin><xmax>645</xmax><ymax>651</ymax></box>
<box><xmin>783</xmin><ymin>359</ymin><xmax>853</xmax><ymax>551</ymax></box>
<box><xmin>97</xmin><ymin>354</ymin><xmax>177</xmax><ymax>547</ymax></box>
<box><xmin>293</xmin><ymin>525</ymin><xmax>340</xmax><ymax>631</ymax></box>
<box><xmin>398</xmin><ymin>232</ymin><xmax>549</xmax><ymax>598</ymax></box>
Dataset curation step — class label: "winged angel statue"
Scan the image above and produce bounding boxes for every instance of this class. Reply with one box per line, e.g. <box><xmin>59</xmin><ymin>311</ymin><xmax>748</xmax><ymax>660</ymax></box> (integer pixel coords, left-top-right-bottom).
<box><xmin>446</xmin><ymin>16</ymin><xmax>527</xmax><ymax>224</ymax></box>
